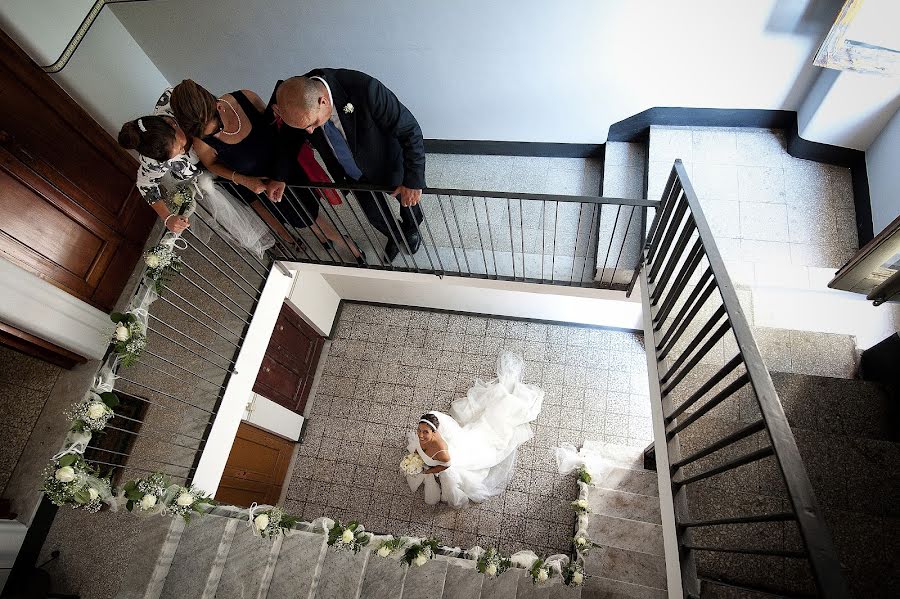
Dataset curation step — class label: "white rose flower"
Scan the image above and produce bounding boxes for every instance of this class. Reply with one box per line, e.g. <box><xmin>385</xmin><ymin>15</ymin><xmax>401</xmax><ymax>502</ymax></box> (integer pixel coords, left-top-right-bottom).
<box><xmin>176</xmin><ymin>492</ymin><xmax>195</xmax><ymax>507</ymax></box>
<box><xmin>140</xmin><ymin>494</ymin><xmax>158</xmax><ymax>510</ymax></box>
<box><xmin>341</xmin><ymin>529</ymin><xmax>355</xmax><ymax>544</ymax></box>
<box><xmin>145</xmin><ymin>254</ymin><xmax>161</xmax><ymax>269</ymax></box>
<box><xmin>377</xmin><ymin>546</ymin><xmax>391</xmax><ymax>558</ymax></box>
<box><xmin>573</xmin><ymin>499</ymin><xmax>588</xmax><ymax>509</ymax></box>
<box><xmin>114</xmin><ymin>324</ymin><xmax>131</xmax><ymax>341</ymax></box>
<box><xmin>575</xmin><ymin>536</ymin><xmax>588</xmax><ymax>546</ymax></box>
<box><xmin>86</xmin><ymin>402</ymin><xmax>108</xmax><ymax>420</ymax></box>
<box><xmin>88</xmin><ymin>487</ymin><xmax>99</xmax><ymax>501</ymax></box>
<box><xmin>485</xmin><ymin>563</ymin><xmax>497</xmax><ymax>576</ymax></box>
<box><xmin>254</xmin><ymin>513</ymin><xmax>270</xmax><ymax>531</ymax></box>
<box><xmin>55</xmin><ymin>466</ymin><xmax>76</xmax><ymax>482</ymax></box>
<box><xmin>572</xmin><ymin>571</ymin><xmax>584</xmax><ymax>585</ymax></box>
<box><xmin>343</xmin><ymin>103</ymin><xmax>354</xmax><ymax>114</ymax></box>
<box><xmin>537</xmin><ymin>568</ymin><xmax>549</xmax><ymax>582</ymax></box>
<box><xmin>413</xmin><ymin>554</ymin><xmax>428</xmax><ymax>567</ymax></box>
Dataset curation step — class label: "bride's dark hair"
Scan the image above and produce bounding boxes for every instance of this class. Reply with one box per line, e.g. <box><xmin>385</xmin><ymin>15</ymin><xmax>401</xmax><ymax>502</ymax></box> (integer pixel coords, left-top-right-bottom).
<box><xmin>118</xmin><ymin>116</ymin><xmax>175</xmax><ymax>162</ymax></box>
<box><xmin>420</xmin><ymin>413</ymin><xmax>439</xmax><ymax>430</ymax></box>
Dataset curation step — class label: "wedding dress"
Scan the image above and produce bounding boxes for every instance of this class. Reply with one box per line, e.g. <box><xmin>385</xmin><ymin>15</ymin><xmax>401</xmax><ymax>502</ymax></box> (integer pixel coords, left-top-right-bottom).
<box><xmin>406</xmin><ymin>352</ymin><xmax>543</xmax><ymax>508</ymax></box>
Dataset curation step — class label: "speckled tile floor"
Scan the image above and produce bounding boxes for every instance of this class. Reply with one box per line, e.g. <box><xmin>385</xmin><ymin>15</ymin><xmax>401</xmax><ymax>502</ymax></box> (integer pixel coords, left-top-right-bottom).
<box><xmin>283</xmin><ymin>302</ymin><xmax>651</xmax><ymax>556</ymax></box>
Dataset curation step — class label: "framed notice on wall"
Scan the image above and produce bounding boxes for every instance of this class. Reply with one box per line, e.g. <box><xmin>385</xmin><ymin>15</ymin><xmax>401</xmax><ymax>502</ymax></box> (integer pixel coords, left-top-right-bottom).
<box><xmin>829</xmin><ymin>214</ymin><xmax>900</xmax><ymax>305</ymax></box>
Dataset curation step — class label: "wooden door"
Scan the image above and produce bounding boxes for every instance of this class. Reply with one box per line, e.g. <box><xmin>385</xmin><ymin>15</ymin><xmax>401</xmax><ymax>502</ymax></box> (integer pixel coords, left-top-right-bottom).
<box><xmin>0</xmin><ymin>30</ymin><xmax>155</xmax><ymax>315</ymax></box>
<box><xmin>215</xmin><ymin>422</ymin><xmax>294</xmax><ymax>507</ymax></box>
<box><xmin>252</xmin><ymin>303</ymin><xmax>324</xmax><ymax>414</ymax></box>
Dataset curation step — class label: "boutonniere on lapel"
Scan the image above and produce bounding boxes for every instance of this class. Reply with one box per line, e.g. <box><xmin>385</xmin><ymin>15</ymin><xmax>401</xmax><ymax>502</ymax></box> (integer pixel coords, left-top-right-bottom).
<box><xmin>343</xmin><ymin>103</ymin><xmax>354</xmax><ymax>114</ymax></box>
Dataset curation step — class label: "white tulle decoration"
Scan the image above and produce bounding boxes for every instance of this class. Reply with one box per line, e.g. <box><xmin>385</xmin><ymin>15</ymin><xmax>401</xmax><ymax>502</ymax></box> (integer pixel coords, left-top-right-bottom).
<box><xmin>195</xmin><ymin>173</ymin><xmax>275</xmax><ymax>259</ymax></box>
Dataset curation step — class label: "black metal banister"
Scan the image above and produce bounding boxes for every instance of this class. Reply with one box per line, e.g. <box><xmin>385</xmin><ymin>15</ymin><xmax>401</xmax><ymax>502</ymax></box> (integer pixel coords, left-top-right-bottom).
<box><xmin>641</xmin><ymin>160</ymin><xmax>850</xmax><ymax>598</ymax></box>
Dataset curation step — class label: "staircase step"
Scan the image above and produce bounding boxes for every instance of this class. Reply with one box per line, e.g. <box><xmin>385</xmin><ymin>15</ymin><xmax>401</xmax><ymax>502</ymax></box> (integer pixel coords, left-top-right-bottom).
<box><xmin>769</xmin><ymin>372</ymin><xmax>895</xmax><ymax>442</ymax></box>
<box><xmin>218</xmin><ymin>523</ymin><xmax>283</xmax><ymax>598</ymax></box>
<box><xmin>314</xmin><ymin>546</ymin><xmax>370</xmax><ymax>599</ymax></box>
<box><xmin>268</xmin><ymin>530</ymin><xmax>328</xmax><ymax>599</ymax></box>
<box><xmin>361</xmin><ymin>553</ymin><xmax>408</xmax><ymax>599</ymax></box>
<box><xmin>751</xmin><ymin>326</ymin><xmax>857</xmax><ymax>379</ymax></box>
<box><xmin>441</xmin><ymin>559</ymin><xmax>484</xmax><ymax>599</ymax></box>
<box><xmin>587</xmin><ymin>489</ymin><xmax>661</xmax><ymax>525</ymax></box>
<box><xmin>593</xmin><ymin>466</ymin><xmax>659</xmax><ymax>497</ymax></box>
<box><xmin>401</xmin><ymin>558</ymin><xmax>449</xmax><ymax>599</ymax></box>
<box><xmin>515</xmin><ymin>574</ymin><xmax>552</xmax><ymax>599</ymax></box>
<box><xmin>121</xmin><ymin>517</ymin><xmax>184</xmax><ymax>599</ymax></box>
<box><xmin>581</xmin><ymin>576</ymin><xmax>666</xmax><ymax>599</ymax></box>
<box><xmin>548</xmin><ymin>579</ymin><xmax>582</xmax><ymax>598</ymax></box>
<box><xmin>584</xmin><ymin>546</ymin><xmax>667</xmax><ymax>591</ymax></box>
<box><xmin>580</xmin><ymin>441</ymin><xmax>647</xmax><ymax>471</ymax></box>
<box><xmin>481</xmin><ymin>568</ymin><xmax>524</xmax><ymax>599</ymax></box>
<box><xmin>160</xmin><ymin>514</ymin><xmax>235</xmax><ymax>599</ymax></box>
<box><xmin>586</xmin><ymin>515</ymin><xmax>663</xmax><ymax>556</ymax></box>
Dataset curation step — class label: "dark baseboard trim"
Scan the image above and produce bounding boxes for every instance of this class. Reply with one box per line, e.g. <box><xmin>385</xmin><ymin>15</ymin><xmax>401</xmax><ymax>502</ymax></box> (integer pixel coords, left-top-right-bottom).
<box><xmin>426</xmin><ymin>107</ymin><xmax>874</xmax><ymax>245</ymax></box>
<box><xmin>339</xmin><ymin>299</ymin><xmax>643</xmax><ymax>334</ymax></box>
<box><xmin>424</xmin><ymin>139</ymin><xmax>604</xmax><ymax>159</ymax></box>
<box><xmin>606</xmin><ymin>107</ymin><xmax>796</xmax><ymax>142</ymax></box>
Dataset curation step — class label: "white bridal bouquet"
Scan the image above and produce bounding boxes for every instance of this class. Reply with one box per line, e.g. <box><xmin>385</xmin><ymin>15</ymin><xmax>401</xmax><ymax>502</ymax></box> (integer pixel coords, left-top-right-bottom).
<box><xmin>399</xmin><ymin>452</ymin><xmax>425</xmax><ymax>476</ymax></box>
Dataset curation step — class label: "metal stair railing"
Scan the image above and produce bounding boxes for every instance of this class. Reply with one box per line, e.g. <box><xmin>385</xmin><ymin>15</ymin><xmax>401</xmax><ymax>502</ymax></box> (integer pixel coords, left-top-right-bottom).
<box><xmin>223</xmin><ymin>179</ymin><xmax>657</xmax><ymax>292</ymax></box>
<box><xmin>640</xmin><ymin>161</ymin><xmax>850</xmax><ymax>598</ymax></box>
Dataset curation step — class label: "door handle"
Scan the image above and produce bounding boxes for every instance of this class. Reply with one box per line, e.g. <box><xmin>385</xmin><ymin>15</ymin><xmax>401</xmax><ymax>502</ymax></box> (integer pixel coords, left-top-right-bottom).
<box><xmin>265</xmin><ymin>367</ymin><xmax>271</xmax><ymax>372</ymax></box>
<box><xmin>278</xmin><ymin>325</ymin><xmax>283</xmax><ymax>331</ymax></box>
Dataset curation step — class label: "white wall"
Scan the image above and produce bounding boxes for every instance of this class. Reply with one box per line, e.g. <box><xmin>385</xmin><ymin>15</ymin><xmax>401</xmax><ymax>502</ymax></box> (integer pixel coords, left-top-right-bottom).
<box><xmin>0</xmin><ymin>258</ymin><xmax>111</xmax><ymax>360</ymax></box>
<box><xmin>798</xmin><ymin>69</ymin><xmax>900</xmax><ymax>151</ymax></box>
<box><xmin>110</xmin><ymin>0</ymin><xmax>838</xmax><ymax>144</ymax></box>
<box><xmin>287</xmin><ymin>270</ymin><xmax>341</xmax><ymax>336</ymax></box>
<box><xmin>0</xmin><ymin>0</ymin><xmax>170</xmax><ymax>135</ymax></box>
<box><xmin>289</xmin><ymin>264</ymin><xmax>643</xmax><ymax>331</ymax></box>
<box><xmin>866</xmin><ymin>107</ymin><xmax>900</xmax><ymax>235</ymax></box>
<box><xmin>192</xmin><ymin>267</ymin><xmax>295</xmax><ymax>495</ymax></box>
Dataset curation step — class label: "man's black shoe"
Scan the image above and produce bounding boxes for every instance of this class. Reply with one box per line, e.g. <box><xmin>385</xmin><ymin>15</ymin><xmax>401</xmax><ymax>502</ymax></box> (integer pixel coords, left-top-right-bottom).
<box><xmin>384</xmin><ymin>239</ymin><xmax>400</xmax><ymax>262</ymax></box>
<box><xmin>405</xmin><ymin>230</ymin><xmax>422</xmax><ymax>254</ymax></box>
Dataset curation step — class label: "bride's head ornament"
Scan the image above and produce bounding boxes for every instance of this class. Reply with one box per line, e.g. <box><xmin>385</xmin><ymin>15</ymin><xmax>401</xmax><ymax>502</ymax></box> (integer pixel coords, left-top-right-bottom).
<box><xmin>419</xmin><ymin>418</ymin><xmax>437</xmax><ymax>431</ymax></box>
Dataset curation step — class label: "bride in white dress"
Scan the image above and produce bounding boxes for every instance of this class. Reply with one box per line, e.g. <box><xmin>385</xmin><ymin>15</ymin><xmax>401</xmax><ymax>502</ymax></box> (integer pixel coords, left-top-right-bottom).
<box><xmin>406</xmin><ymin>352</ymin><xmax>544</xmax><ymax>508</ymax></box>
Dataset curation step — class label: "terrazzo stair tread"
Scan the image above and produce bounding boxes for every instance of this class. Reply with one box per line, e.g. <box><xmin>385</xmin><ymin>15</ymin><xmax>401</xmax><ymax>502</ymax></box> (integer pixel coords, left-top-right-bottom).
<box><xmin>548</xmin><ymin>579</ymin><xmax>582</xmax><ymax>599</ymax></box>
<box><xmin>217</xmin><ymin>522</ymin><xmax>281</xmax><ymax>599</ymax></box>
<box><xmin>119</xmin><ymin>516</ymin><xmax>184</xmax><ymax>599</ymax></box>
<box><xmin>159</xmin><ymin>514</ymin><xmax>234</xmax><ymax>599</ymax></box>
<box><xmin>592</xmin><ymin>465</ymin><xmax>660</xmax><ymax>498</ymax></box>
<box><xmin>586</xmin><ymin>514</ymin><xmax>664</xmax><ymax>556</ymax></box>
<box><xmin>587</xmin><ymin>489</ymin><xmax>662</xmax><ymax>524</ymax></box>
<box><xmin>581</xmin><ymin>576</ymin><xmax>666</xmax><ymax>599</ymax></box>
<box><xmin>580</xmin><ymin>441</ymin><xmax>647</xmax><ymax>471</ymax></box>
<box><xmin>400</xmin><ymin>558</ymin><xmax>449</xmax><ymax>599</ymax></box>
<box><xmin>768</xmin><ymin>372</ymin><xmax>896</xmax><ymax>442</ymax></box>
<box><xmin>480</xmin><ymin>568</ymin><xmax>525</xmax><ymax>599</ymax></box>
<box><xmin>314</xmin><ymin>546</ymin><xmax>371</xmax><ymax>599</ymax></box>
<box><xmin>750</xmin><ymin>326</ymin><xmax>858</xmax><ymax>379</ymax></box>
<box><xmin>789</xmin><ymin>427</ymin><xmax>900</xmax><ymax>519</ymax></box>
<box><xmin>267</xmin><ymin>530</ymin><xmax>328</xmax><ymax>599</ymax></box>
<box><xmin>583</xmin><ymin>546</ymin><xmax>667</xmax><ymax>591</ymax></box>
<box><xmin>699</xmin><ymin>578</ymin><xmax>793</xmax><ymax>599</ymax></box>
<box><xmin>515</xmin><ymin>574</ymin><xmax>552</xmax><ymax>599</ymax></box>
<box><xmin>360</xmin><ymin>553</ymin><xmax>408</xmax><ymax>599</ymax></box>
<box><xmin>440</xmin><ymin>560</ymin><xmax>484</xmax><ymax>599</ymax></box>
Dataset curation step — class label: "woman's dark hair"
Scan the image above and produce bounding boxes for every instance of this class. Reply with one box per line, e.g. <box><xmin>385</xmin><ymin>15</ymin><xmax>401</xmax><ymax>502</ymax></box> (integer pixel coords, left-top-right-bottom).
<box><xmin>170</xmin><ymin>79</ymin><xmax>217</xmax><ymax>139</ymax></box>
<box><xmin>420</xmin><ymin>413</ymin><xmax>439</xmax><ymax>430</ymax></box>
<box><xmin>117</xmin><ymin>116</ymin><xmax>176</xmax><ymax>162</ymax></box>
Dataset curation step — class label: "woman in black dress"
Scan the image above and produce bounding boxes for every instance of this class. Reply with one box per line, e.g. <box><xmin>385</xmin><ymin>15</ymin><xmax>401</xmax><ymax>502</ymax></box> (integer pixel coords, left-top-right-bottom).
<box><xmin>181</xmin><ymin>81</ymin><xmax>362</xmax><ymax>262</ymax></box>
